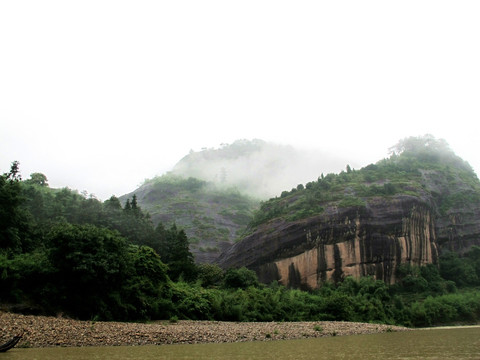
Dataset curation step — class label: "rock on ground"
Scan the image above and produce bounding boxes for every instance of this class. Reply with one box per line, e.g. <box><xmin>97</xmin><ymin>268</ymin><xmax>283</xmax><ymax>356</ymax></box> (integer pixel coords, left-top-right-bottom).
<box><xmin>0</xmin><ymin>311</ymin><xmax>410</xmax><ymax>348</ymax></box>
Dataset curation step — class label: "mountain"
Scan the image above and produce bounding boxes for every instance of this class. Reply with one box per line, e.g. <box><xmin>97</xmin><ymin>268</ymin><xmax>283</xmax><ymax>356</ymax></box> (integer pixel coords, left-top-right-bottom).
<box><xmin>171</xmin><ymin>139</ymin><xmax>350</xmax><ymax>199</ymax></box>
<box><xmin>123</xmin><ymin>139</ymin><xmax>349</xmax><ymax>262</ymax></box>
<box><xmin>217</xmin><ymin>136</ymin><xmax>480</xmax><ymax>288</ymax></box>
<box><xmin>120</xmin><ymin>175</ymin><xmax>258</xmax><ymax>263</ymax></box>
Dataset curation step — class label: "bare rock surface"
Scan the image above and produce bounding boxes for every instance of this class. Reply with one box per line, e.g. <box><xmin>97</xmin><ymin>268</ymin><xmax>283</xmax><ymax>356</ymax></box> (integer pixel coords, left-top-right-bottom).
<box><xmin>218</xmin><ymin>197</ymin><xmax>439</xmax><ymax>287</ymax></box>
<box><xmin>0</xmin><ymin>311</ymin><xmax>409</xmax><ymax>348</ymax></box>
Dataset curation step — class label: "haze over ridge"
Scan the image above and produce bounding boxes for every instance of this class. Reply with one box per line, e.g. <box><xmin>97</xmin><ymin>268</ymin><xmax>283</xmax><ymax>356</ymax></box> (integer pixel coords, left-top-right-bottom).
<box><xmin>164</xmin><ymin>139</ymin><xmax>352</xmax><ymax>199</ymax></box>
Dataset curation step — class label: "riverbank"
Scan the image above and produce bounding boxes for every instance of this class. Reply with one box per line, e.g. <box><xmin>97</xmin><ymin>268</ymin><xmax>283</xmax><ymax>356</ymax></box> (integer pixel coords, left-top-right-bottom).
<box><xmin>0</xmin><ymin>311</ymin><xmax>410</xmax><ymax>348</ymax></box>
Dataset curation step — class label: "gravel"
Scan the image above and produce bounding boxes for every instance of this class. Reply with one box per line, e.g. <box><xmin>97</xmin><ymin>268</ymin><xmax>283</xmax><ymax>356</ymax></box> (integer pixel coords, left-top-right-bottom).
<box><xmin>0</xmin><ymin>311</ymin><xmax>410</xmax><ymax>348</ymax></box>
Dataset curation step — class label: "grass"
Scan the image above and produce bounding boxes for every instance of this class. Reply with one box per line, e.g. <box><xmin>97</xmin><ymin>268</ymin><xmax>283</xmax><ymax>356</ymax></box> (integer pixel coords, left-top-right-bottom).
<box><xmin>313</xmin><ymin>325</ymin><xmax>323</xmax><ymax>332</ymax></box>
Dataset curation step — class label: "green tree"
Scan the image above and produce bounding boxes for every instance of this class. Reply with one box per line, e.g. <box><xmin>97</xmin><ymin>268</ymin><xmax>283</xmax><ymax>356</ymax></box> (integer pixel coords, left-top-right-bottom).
<box><xmin>106</xmin><ymin>196</ymin><xmax>155</xmax><ymax>248</ymax></box>
<box><xmin>124</xmin><ymin>245</ymin><xmax>171</xmax><ymax>319</ymax></box>
<box><xmin>131</xmin><ymin>194</ymin><xmax>141</xmax><ymax>217</ymax></box>
<box><xmin>223</xmin><ymin>267</ymin><xmax>259</xmax><ymax>289</ymax></box>
<box><xmin>25</xmin><ymin>173</ymin><xmax>48</xmax><ymax>187</ymax></box>
<box><xmin>46</xmin><ymin>223</ymin><xmax>132</xmax><ymax>319</ymax></box>
<box><xmin>197</xmin><ymin>263</ymin><xmax>224</xmax><ymax>288</ymax></box>
<box><xmin>104</xmin><ymin>195</ymin><xmax>122</xmax><ymax>210</ymax></box>
<box><xmin>0</xmin><ymin>249</ymin><xmax>52</xmax><ymax>305</ymax></box>
<box><xmin>440</xmin><ymin>251</ymin><xmax>478</xmax><ymax>286</ymax></box>
<box><xmin>150</xmin><ymin>223</ymin><xmax>168</xmax><ymax>257</ymax></box>
<box><xmin>0</xmin><ymin>161</ymin><xmax>29</xmax><ymax>252</ymax></box>
<box><xmin>164</xmin><ymin>224</ymin><xmax>197</xmax><ymax>282</ymax></box>
<box><xmin>465</xmin><ymin>246</ymin><xmax>480</xmax><ymax>279</ymax></box>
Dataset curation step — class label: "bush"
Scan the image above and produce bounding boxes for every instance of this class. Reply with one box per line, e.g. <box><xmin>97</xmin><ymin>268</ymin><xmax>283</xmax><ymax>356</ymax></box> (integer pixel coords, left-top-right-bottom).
<box><xmin>440</xmin><ymin>251</ymin><xmax>479</xmax><ymax>286</ymax></box>
<box><xmin>170</xmin><ymin>282</ymin><xmax>213</xmax><ymax>320</ymax></box>
<box><xmin>223</xmin><ymin>267</ymin><xmax>259</xmax><ymax>289</ymax></box>
<box><xmin>197</xmin><ymin>263</ymin><xmax>224</xmax><ymax>288</ymax></box>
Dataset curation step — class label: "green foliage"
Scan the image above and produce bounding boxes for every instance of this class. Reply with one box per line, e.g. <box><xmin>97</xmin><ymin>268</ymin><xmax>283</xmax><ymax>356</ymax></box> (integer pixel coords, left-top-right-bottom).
<box><xmin>0</xmin><ymin>250</ymin><xmax>52</xmax><ymax>305</ymax></box>
<box><xmin>126</xmin><ymin>245</ymin><xmax>170</xmax><ymax>320</ymax></box>
<box><xmin>0</xmin><ymin>223</ymin><xmax>172</xmax><ymax>321</ymax></box>
<box><xmin>46</xmin><ymin>223</ymin><xmax>135</xmax><ymax>319</ymax></box>
<box><xmin>223</xmin><ymin>267</ymin><xmax>259</xmax><ymax>289</ymax></box>
<box><xmin>440</xmin><ymin>250</ymin><xmax>479</xmax><ymax>287</ymax></box>
<box><xmin>248</xmin><ymin>135</ymin><xmax>480</xmax><ymax>228</ymax></box>
<box><xmin>0</xmin><ymin>163</ymin><xmax>179</xmax><ymax>320</ymax></box>
<box><xmin>3</xmin><ymin>141</ymin><xmax>480</xmax><ymax>326</ymax></box>
<box><xmin>169</xmin><ymin>282</ymin><xmax>213</xmax><ymax>320</ymax></box>
<box><xmin>409</xmin><ymin>292</ymin><xmax>480</xmax><ymax>327</ymax></box>
<box><xmin>338</xmin><ymin>197</ymin><xmax>366</xmax><ymax>208</ymax></box>
<box><xmin>3</xmin><ymin>222</ymin><xmax>480</xmax><ymax>326</ymax></box>
<box><xmin>156</xmin><ymin>224</ymin><xmax>197</xmax><ymax>282</ymax></box>
<box><xmin>0</xmin><ymin>161</ymin><xmax>30</xmax><ymax>252</ymax></box>
<box><xmin>16</xmin><ymin>179</ymin><xmax>157</xmax><ymax>250</ymax></box>
<box><xmin>136</xmin><ymin>174</ymin><xmax>258</xmax><ymax>254</ymax></box>
<box><xmin>145</xmin><ymin>174</ymin><xmax>207</xmax><ymax>193</ymax></box>
<box><xmin>24</xmin><ymin>173</ymin><xmax>49</xmax><ymax>187</ymax></box>
<box><xmin>197</xmin><ymin>263</ymin><xmax>224</xmax><ymax>288</ymax></box>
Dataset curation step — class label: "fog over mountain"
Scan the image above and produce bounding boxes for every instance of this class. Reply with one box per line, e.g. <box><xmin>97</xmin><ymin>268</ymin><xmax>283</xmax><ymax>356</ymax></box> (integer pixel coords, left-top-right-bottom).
<box><xmin>170</xmin><ymin>139</ymin><xmax>354</xmax><ymax>199</ymax></box>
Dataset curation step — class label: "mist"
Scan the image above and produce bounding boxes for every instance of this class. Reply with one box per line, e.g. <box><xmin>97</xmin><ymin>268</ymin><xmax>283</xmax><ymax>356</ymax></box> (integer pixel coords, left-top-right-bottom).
<box><xmin>170</xmin><ymin>139</ymin><xmax>357</xmax><ymax>199</ymax></box>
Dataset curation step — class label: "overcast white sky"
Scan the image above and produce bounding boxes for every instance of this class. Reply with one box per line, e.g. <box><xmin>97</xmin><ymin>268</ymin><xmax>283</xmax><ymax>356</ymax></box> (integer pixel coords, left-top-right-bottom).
<box><xmin>1</xmin><ymin>1</ymin><xmax>479</xmax><ymax>200</ymax></box>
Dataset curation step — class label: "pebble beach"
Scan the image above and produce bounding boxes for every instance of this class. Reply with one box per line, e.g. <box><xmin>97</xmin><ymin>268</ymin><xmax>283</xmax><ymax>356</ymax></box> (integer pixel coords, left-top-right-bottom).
<box><xmin>0</xmin><ymin>311</ymin><xmax>410</xmax><ymax>348</ymax></box>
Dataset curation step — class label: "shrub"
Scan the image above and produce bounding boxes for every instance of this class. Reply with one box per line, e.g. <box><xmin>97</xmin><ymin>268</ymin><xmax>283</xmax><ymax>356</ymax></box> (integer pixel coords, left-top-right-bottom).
<box><xmin>223</xmin><ymin>267</ymin><xmax>259</xmax><ymax>289</ymax></box>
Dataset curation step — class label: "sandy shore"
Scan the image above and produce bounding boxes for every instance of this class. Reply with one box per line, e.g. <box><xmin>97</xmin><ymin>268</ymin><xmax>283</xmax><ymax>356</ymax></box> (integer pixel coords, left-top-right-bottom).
<box><xmin>0</xmin><ymin>311</ymin><xmax>410</xmax><ymax>348</ymax></box>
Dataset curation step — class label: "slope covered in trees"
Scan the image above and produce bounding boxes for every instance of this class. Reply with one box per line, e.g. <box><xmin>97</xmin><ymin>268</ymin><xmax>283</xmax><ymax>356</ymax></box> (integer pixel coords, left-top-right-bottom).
<box><xmin>248</xmin><ymin>135</ymin><xmax>480</xmax><ymax>235</ymax></box>
<box><xmin>2</xmin><ymin>136</ymin><xmax>480</xmax><ymax>326</ymax></box>
<box><xmin>121</xmin><ymin>175</ymin><xmax>258</xmax><ymax>263</ymax></box>
<box><xmin>0</xmin><ymin>167</ymin><xmax>195</xmax><ymax>320</ymax></box>
<box><xmin>122</xmin><ymin>138</ymin><xmax>350</xmax><ymax>263</ymax></box>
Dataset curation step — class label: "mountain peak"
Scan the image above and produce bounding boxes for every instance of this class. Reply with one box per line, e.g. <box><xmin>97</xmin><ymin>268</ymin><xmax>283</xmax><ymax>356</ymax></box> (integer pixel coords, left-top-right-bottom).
<box><xmin>171</xmin><ymin>139</ymin><xmax>348</xmax><ymax>199</ymax></box>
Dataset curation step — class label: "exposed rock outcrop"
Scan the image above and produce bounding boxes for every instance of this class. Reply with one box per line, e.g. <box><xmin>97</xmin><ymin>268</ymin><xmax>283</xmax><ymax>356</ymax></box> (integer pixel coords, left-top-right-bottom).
<box><xmin>218</xmin><ymin>195</ymin><xmax>439</xmax><ymax>288</ymax></box>
<box><xmin>420</xmin><ymin>169</ymin><xmax>480</xmax><ymax>253</ymax></box>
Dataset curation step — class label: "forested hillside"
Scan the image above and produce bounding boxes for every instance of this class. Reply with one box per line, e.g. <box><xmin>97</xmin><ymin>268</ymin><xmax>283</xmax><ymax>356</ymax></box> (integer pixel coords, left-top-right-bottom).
<box><xmin>122</xmin><ymin>139</ymin><xmax>347</xmax><ymax>262</ymax></box>
<box><xmin>2</xmin><ymin>136</ymin><xmax>480</xmax><ymax>327</ymax></box>
<box><xmin>247</xmin><ymin>135</ymin><xmax>479</xmax><ymax>231</ymax></box>
<box><xmin>0</xmin><ymin>164</ymin><xmax>197</xmax><ymax>319</ymax></box>
<box><xmin>120</xmin><ymin>175</ymin><xmax>258</xmax><ymax>263</ymax></box>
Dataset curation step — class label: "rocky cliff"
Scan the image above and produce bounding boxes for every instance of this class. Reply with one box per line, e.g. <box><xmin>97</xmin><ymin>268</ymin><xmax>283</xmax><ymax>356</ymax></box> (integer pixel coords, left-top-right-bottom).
<box><xmin>218</xmin><ymin>195</ymin><xmax>439</xmax><ymax>288</ymax></box>
<box><xmin>420</xmin><ymin>169</ymin><xmax>480</xmax><ymax>253</ymax></box>
<box><xmin>217</xmin><ymin>137</ymin><xmax>480</xmax><ymax>288</ymax></box>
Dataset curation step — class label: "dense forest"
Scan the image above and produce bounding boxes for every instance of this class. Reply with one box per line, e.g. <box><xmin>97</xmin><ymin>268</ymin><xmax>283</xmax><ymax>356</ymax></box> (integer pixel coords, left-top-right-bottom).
<box><xmin>2</xmin><ymin>136</ymin><xmax>480</xmax><ymax>326</ymax></box>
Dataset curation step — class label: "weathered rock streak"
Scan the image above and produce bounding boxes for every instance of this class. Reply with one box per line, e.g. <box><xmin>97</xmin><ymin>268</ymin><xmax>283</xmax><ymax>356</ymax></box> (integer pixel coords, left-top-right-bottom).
<box><xmin>218</xmin><ymin>196</ymin><xmax>439</xmax><ymax>288</ymax></box>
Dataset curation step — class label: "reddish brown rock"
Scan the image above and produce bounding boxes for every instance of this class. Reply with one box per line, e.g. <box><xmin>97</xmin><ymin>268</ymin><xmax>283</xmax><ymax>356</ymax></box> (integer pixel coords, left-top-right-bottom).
<box><xmin>218</xmin><ymin>196</ymin><xmax>439</xmax><ymax>288</ymax></box>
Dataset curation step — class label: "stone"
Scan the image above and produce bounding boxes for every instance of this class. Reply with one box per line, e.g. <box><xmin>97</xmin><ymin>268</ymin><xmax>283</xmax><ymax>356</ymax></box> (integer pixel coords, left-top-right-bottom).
<box><xmin>217</xmin><ymin>195</ymin><xmax>443</xmax><ymax>288</ymax></box>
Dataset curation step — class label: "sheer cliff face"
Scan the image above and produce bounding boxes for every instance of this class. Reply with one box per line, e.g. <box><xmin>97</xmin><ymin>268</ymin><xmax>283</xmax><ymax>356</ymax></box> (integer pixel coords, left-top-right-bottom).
<box><xmin>420</xmin><ymin>169</ymin><xmax>480</xmax><ymax>254</ymax></box>
<box><xmin>217</xmin><ymin>196</ymin><xmax>439</xmax><ymax>288</ymax></box>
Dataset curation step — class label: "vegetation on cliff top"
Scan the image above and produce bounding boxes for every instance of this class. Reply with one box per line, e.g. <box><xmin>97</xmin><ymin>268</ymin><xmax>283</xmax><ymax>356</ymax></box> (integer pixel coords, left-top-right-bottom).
<box><xmin>249</xmin><ymin>135</ymin><xmax>480</xmax><ymax>228</ymax></box>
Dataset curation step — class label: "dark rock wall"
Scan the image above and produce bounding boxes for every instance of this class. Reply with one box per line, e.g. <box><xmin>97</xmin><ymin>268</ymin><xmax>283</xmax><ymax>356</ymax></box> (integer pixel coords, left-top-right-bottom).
<box><xmin>436</xmin><ymin>208</ymin><xmax>480</xmax><ymax>254</ymax></box>
<box><xmin>218</xmin><ymin>196</ymin><xmax>439</xmax><ymax>288</ymax></box>
<box><xmin>420</xmin><ymin>169</ymin><xmax>480</xmax><ymax>254</ymax></box>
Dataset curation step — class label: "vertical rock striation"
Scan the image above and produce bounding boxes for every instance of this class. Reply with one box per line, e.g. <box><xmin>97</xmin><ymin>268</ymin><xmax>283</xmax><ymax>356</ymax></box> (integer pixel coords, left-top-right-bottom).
<box><xmin>218</xmin><ymin>195</ymin><xmax>439</xmax><ymax>288</ymax></box>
